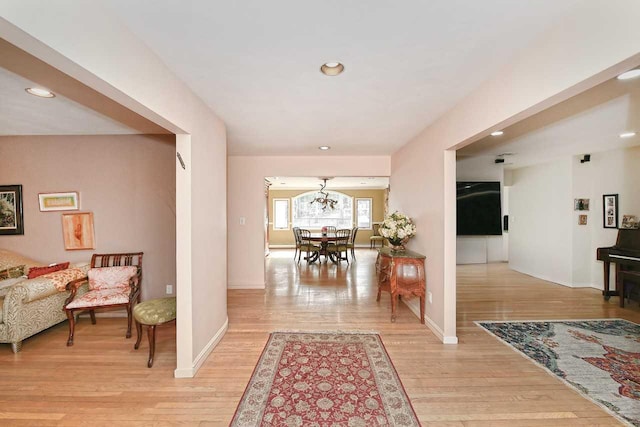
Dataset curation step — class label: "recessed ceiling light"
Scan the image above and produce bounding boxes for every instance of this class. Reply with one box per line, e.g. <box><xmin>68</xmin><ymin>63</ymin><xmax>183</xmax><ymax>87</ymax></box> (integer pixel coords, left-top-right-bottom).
<box><xmin>25</xmin><ymin>87</ymin><xmax>55</xmax><ymax>98</ymax></box>
<box><xmin>320</xmin><ymin>62</ymin><xmax>344</xmax><ymax>76</ymax></box>
<box><xmin>318</xmin><ymin>146</ymin><xmax>331</xmax><ymax>151</ymax></box>
<box><xmin>617</xmin><ymin>69</ymin><xmax>640</xmax><ymax>80</ymax></box>
<box><xmin>619</xmin><ymin>131</ymin><xmax>636</xmax><ymax>138</ymax></box>
<box><xmin>491</xmin><ymin>131</ymin><xmax>504</xmax><ymax>136</ymax></box>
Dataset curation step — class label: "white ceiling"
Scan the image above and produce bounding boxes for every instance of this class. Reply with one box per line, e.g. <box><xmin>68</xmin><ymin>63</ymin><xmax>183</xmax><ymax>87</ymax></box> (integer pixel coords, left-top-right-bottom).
<box><xmin>5</xmin><ymin>0</ymin><xmax>632</xmax><ymax>167</ymax></box>
<box><xmin>266</xmin><ymin>176</ymin><xmax>389</xmax><ymax>190</ymax></box>
<box><xmin>458</xmin><ymin>75</ymin><xmax>640</xmax><ymax>168</ymax></box>
<box><xmin>103</xmin><ymin>0</ymin><xmax>583</xmax><ymax>156</ymax></box>
<box><xmin>0</xmin><ymin>67</ymin><xmax>147</xmax><ymax>135</ymax></box>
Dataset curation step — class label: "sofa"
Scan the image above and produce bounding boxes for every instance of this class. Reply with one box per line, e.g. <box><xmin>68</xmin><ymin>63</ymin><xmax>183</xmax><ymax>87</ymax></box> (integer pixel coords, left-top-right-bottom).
<box><xmin>0</xmin><ymin>249</ymin><xmax>89</xmax><ymax>352</ymax></box>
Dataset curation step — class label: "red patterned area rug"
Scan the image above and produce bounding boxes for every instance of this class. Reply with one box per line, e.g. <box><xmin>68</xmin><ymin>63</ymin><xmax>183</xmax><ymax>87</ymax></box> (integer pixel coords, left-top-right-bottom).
<box><xmin>230</xmin><ymin>332</ymin><xmax>420</xmax><ymax>426</ymax></box>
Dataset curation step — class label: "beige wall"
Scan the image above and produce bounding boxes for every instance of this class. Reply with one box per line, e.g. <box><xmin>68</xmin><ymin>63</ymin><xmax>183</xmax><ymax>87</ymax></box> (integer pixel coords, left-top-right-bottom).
<box><xmin>267</xmin><ymin>188</ymin><xmax>386</xmax><ymax>246</ymax></box>
<box><xmin>0</xmin><ymin>134</ymin><xmax>176</xmax><ymax>300</ymax></box>
<box><xmin>1</xmin><ymin>1</ymin><xmax>227</xmax><ymax>377</ymax></box>
<box><xmin>227</xmin><ymin>156</ymin><xmax>390</xmax><ymax>289</ymax></box>
<box><xmin>390</xmin><ymin>0</ymin><xmax>640</xmax><ymax>343</ymax></box>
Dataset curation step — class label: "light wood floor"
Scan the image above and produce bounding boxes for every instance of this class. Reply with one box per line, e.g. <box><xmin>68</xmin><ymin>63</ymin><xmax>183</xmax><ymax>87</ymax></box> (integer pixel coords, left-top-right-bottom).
<box><xmin>1</xmin><ymin>249</ymin><xmax>638</xmax><ymax>426</ymax></box>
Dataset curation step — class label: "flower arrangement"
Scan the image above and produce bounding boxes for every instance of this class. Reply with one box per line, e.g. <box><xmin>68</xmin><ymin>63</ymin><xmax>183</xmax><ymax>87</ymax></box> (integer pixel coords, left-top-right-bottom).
<box><xmin>379</xmin><ymin>211</ymin><xmax>416</xmax><ymax>249</ymax></box>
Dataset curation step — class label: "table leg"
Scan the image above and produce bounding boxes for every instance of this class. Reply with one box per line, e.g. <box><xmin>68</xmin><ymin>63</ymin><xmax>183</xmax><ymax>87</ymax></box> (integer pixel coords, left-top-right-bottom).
<box><xmin>390</xmin><ymin>292</ymin><xmax>397</xmax><ymax>323</ymax></box>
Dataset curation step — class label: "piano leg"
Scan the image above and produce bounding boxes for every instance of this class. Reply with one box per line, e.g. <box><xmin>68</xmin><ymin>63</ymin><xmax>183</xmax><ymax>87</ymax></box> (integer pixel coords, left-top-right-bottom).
<box><xmin>603</xmin><ymin>260</ymin><xmax>611</xmax><ymax>300</ymax></box>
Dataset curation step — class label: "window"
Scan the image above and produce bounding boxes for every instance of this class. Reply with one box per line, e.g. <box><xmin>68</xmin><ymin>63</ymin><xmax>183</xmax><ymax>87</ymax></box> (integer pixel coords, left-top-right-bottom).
<box><xmin>292</xmin><ymin>191</ymin><xmax>353</xmax><ymax>229</ymax></box>
<box><xmin>355</xmin><ymin>198</ymin><xmax>372</xmax><ymax>229</ymax></box>
<box><xmin>273</xmin><ymin>198</ymin><xmax>290</xmax><ymax>230</ymax></box>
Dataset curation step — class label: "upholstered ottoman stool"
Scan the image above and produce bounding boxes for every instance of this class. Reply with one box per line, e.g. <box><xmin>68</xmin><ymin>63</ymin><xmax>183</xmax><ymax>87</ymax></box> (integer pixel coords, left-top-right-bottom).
<box><xmin>133</xmin><ymin>297</ymin><xmax>176</xmax><ymax>368</ymax></box>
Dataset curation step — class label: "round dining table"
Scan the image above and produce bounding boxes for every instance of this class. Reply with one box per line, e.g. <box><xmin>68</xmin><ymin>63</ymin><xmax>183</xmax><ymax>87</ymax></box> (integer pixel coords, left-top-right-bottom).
<box><xmin>306</xmin><ymin>233</ymin><xmax>339</xmax><ymax>263</ymax></box>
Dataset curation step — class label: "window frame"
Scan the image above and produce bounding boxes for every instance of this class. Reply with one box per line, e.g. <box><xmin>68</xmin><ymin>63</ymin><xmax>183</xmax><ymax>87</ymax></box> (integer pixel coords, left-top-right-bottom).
<box><xmin>291</xmin><ymin>191</ymin><xmax>354</xmax><ymax>230</ymax></box>
<box><xmin>355</xmin><ymin>197</ymin><xmax>373</xmax><ymax>230</ymax></box>
<box><xmin>272</xmin><ymin>198</ymin><xmax>290</xmax><ymax>230</ymax></box>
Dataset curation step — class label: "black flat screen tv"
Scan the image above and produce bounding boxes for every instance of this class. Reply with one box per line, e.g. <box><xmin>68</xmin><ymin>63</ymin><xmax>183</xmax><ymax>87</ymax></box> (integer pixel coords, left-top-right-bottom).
<box><xmin>457</xmin><ymin>181</ymin><xmax>502</xmax><ymax>236</ymax></box>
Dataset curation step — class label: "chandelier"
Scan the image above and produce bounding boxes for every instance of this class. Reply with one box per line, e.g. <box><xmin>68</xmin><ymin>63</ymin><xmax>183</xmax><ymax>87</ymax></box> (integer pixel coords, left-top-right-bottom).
<box><xmin>310</xmin><ymin>178</ymin><xmax>338</xmax><ymax>211</ymax></box>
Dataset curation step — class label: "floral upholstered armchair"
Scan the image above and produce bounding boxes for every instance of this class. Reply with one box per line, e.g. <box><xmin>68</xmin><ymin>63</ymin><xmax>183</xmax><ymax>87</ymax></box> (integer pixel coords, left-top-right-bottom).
<box><xmin>64</xmin><ymin>252</ymin><xmax>143</xmax><ymax>346</ymax></box>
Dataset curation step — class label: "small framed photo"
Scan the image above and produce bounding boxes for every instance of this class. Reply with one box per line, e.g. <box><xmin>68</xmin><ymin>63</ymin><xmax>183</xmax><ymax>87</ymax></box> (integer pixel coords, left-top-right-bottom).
<box><xmin>578</xmin><ymin>215</ymin><xmax>588</xmax><ymax>225</ymax></box>
<box><xmin>39</xmin><ymin>191</ymin><xmax>79</xmax><ymax>212</ymax></box>
<box><xmin>0</xmin><ymin>184</ymin><xmax>24</xmax><ymax>235</ymax></box>
<box><xmin>62</xmin><ymin>212</ymin><xmax>95</xmax><ymax>250</ymax></box>
<box><xmin>602</xmin><ymin>194</ymin><xmax>618</xmax><ymax>229</ymax></box>
<box><xmin>573</xmin><ymin>198</ymin><xmax>589</xmax><ymax>211</ymax></box>
<box><xmin>621</xmin><ymin>215</ymin><xmax>639</xmax><ymax>229</ymax></box>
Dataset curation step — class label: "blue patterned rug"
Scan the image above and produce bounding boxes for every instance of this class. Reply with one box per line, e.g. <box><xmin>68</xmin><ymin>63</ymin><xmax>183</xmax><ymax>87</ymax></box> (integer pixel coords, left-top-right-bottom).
<box><xmin>477</xmin><ymin>319</ymin><xmax>640</xmax><ymax>427</ymax></box>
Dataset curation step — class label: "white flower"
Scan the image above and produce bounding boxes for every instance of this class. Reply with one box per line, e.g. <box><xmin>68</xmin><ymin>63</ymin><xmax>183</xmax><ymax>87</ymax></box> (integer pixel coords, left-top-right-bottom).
<box><xmin>378</xmin><ymin>211</ymin><xmax>416</xmax><ymax>243</ymax></box>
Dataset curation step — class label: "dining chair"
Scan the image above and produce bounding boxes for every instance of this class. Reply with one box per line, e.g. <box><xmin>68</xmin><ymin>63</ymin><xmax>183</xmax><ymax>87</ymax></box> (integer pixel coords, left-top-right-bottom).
<box><xmin>292</xmin><ymin>227</ymin><xmax>301</xmax><ymax>260</ymax></box>
<box><xmin>328</xmin><ymin>229</ymin><xmax>351</xmax><ymax>263</ymax></box>
<box><xmin>346</xmin><ymin>227</ymin><xmax>358</xmax><ymax>261</ymax></box>
<box><xmin>297</xmin><ymin>229</ymin><xmax>321</xmax><ymax>263</ymax></box>
<box><xmin>370</xmin><ymin>223</ymin><xmax>385</xmax><ymax>248</ymax></box>
<box><xmin>324</xmin><ymin>226</ymin><xmax>337</xmax><ymax>235</ymax></box>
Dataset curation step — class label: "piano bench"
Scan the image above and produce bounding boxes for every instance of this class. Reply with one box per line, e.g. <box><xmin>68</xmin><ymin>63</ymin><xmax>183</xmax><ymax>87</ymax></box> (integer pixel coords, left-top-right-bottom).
<box><xmin>618</xmin><ymin>270</ymin><xmax>640</xmax><ymax>308</ymax></box>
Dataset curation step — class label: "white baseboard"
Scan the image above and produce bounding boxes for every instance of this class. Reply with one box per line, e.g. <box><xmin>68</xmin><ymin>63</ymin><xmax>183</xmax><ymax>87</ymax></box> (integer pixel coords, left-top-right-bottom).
<box><xmin>403</xmin><ymin>299</ymin><xmax>458</xmax><ymax>344</ymax></box>
<box><xmin>228</xmin><ymin>281</ymin><xmax>265</xmax><ymax>289</ymax></box>
<box><xmin>509</xmin><ymin>265</ymin><xmax>601</xmax><ymax>289</ymax></box>
<box><xmin>174</xmin><ymin>317</ymin><xmax>228</xmax><ymax>378</ymax></box>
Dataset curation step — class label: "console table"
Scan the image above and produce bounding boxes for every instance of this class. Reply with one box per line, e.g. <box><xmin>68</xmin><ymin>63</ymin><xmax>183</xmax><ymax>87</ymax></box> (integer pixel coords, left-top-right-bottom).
<box><xmin>375</xmin><ymin>247</ymin><xmax>426</xmax><ymax>323</ymax></box>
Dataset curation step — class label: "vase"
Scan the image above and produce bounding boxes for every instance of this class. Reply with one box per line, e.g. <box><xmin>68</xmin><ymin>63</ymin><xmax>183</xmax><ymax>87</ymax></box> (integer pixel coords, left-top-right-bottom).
<box><xmin>387</xmin><ymin>238</ymin><xmax>406</xmax><ymax>251</ymax></box>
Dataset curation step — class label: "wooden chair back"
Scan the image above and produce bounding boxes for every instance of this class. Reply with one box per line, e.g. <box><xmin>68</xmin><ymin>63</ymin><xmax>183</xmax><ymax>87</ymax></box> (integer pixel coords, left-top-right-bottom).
<box><xmin>336</xmin><ymin>229</ymin><xmax>351</xmax><ymax>246</ymax></box>
<box><xmin>350</xmin><ymin>227</ymin><xmax>359</xmax><ymax>244</ymax></box>
<box><xmin>64</xmin><ymin>252</ymin><xmax>144</xmax><ymax>347</ymax></box>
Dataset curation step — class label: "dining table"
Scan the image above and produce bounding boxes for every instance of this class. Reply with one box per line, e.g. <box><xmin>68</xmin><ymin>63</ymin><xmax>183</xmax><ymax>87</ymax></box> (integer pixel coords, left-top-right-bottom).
<box><xmin>306</xmin><ymin>233</ymin><xmax>339</xmax><ymax>263</ymax></box>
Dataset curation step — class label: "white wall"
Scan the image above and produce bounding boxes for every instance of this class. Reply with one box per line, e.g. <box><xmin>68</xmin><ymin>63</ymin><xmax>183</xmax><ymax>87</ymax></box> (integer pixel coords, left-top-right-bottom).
<box><xmin>391</xmin><ymin>0</ymin><xmax>640</xmax><ymax>343</ymax></box>
<box><xmin>588</xmin><ymin>147</ymin><xmax>640</xmax><ymax>289</ymax></box>
<box><xmin>227</xmin><ymin>156</ymin><xmax>390</xmax><ymax>289</ymax></box>
<box><xmin>509</xmin><ymin>158</ymin><xmax>573</xmax><ymax>286</ymax></box>
<box><xmin>456</xmin><ymin>156</ymin><xmax>506</xmax><ymax>264</ymax></box>
<box><xmin>0</xmin><ymin>135</ymin><xmax>176</xmax><ymax>301</ymax></box>
<box><xmin>508</xmin><ymin>146</ymin><xmax>640</xmax><ymax>289</ymax></box>
<box><xmin>1</xmin><ymin>2</ymin><xmax>227</xmax><ymax>377</ymax></box>
<box><xmin>572</xmin><ymin>155</ymin><xmax>593</xmax><ymax>286</ymax></box>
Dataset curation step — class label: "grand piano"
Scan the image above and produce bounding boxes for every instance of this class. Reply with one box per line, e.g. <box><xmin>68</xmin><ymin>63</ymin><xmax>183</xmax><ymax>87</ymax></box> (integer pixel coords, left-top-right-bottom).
<box><xmin>596</xmin><ymin>228</ymin><xmax>640</xmax><ymax>300</ymax></box>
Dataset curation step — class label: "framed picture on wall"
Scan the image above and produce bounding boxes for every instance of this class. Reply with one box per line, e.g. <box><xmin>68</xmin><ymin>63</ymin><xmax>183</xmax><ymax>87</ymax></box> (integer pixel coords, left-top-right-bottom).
<box><xmin>39</xmin><ymin>191</ymin><xmax>79</xmax><ymax>212</ymax></box>
<box><xmin>0</xmin><ymin>184</ymin><xmax>24</xmax><ymax>235</ymax></box>
<box><xmin>62</xmin><ymin>212</ymin><xmax>96</xmax><ymax>250</ymax></box>
<box><xmin>602</xmin><ymin>194</ymin><xmax>618</xmax><ymax>229</ymax></box>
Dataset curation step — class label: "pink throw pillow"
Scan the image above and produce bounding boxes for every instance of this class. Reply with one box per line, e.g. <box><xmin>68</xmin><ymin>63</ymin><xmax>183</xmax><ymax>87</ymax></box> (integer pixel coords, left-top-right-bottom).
<box><xmin>28</xmin><ymin>262</ymin><xmax>70</xmax><ymax>279</ymax></box>
<box><xmin>88</xmin><ymin>266</ymin><xmax>137</xmax><ymax>290</ymax></box>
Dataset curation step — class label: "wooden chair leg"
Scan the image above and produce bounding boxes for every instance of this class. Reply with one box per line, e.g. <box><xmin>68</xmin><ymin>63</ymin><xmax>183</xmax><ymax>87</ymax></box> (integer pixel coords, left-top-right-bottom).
<box><xmin>66</xmin><ymin>310</ymin><xmax>75</xmax><ymax>346</ymax></box>
<box><xmin>147</xmin><ymin>325</ymin><xmax>156</xmax><ymax>368</ymax></box>
<box><xmin>420</xmin><ymin>295</ymin><xmax>425</xmax><ymax>324</ymax></box>
<box><xmin>126</xmin><ymin>304</ymin><xmax>133</xmax><ymax>338</ymax></box>
<box><xmin>89</xmin><ymin>310</ymin><xmax>96</xmax><ymax>325</ymax></box>
<box><xmin>134</xmin><ymin>321</ymin><xmax>143</xmax><ymax>350</ymax></box>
